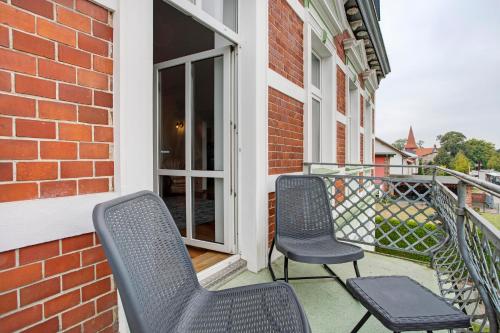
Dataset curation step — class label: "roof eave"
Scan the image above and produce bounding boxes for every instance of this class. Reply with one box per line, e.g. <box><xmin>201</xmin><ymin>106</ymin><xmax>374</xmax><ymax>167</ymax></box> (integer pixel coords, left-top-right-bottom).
<box><xmin>356</xmin><ymin>0</ymin><xmax>391</xmax><ymax>78</ymax></box>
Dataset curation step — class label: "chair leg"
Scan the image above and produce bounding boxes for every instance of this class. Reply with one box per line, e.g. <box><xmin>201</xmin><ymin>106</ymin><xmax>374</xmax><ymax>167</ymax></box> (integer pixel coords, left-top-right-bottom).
<box><xmin>351</xmin><ymin>311</ymin><xmax>371</xmax><ymax>333</ymax></box>
<box><xmin>268</xmin><ymin>238</ymin><xmax>277</xmax><ymax>281</ymax></box>
<box><xmin>353</xmin><ymin>261</ymin><xmax>360</xmax><ymax>277</ymax></box>
<box><xmin>284</xmin><ymin>256</ymin><xmax>289</xmax><ymax>283</ymax></box>
<box><xmin>322</xmin><ymin>264</ymin><xmax>356</xmax><ymax>296</ymax></box>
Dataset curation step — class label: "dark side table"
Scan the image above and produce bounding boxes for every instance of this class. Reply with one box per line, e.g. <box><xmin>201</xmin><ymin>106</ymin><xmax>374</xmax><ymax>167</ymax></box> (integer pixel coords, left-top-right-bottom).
<box><xmin>346</xmin><ymin>276</ymin><xmax>470</xmax><ymax>333</ymax></box>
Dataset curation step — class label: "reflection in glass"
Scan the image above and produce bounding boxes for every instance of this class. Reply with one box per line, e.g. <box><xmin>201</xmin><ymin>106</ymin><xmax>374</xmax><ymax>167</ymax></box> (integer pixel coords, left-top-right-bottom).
<box><xmin>311</xmin><ymin>53</ymin><xmax>321</xmax><ymax>89</ymax></box>
<box><xmin>159</xmin><ymin>176</ymin><xmax>186</xmax><ymax>237</ymax></box>
<box><xmin>159</xmin><ymin>64</ymin><xmax>185</xmax><ymax>170</ymax></box>
<box><xmin>192</xmin><ymin>177</ymin><xmax>224</xmax><ymax>244</ymax></box>
<box><xmin>192</xmin><ymin>56</ymin><xmax>223</xmax><ymax>171</ymax></box>
<box><xmin>312</xmin><ymin>98</ymin><xmax>321</xmax><ymax>162</ymax></box>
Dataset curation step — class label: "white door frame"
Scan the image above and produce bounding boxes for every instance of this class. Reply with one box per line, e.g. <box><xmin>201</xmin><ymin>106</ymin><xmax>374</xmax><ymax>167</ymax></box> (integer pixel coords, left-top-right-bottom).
<box><xmin>153</xmin><ymin>46</ymin><xmax>235</xmax><ymax>253</ymax></box>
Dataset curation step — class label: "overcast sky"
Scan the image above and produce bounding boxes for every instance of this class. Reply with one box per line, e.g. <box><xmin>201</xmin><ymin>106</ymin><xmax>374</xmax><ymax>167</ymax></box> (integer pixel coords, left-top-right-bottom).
<box><xmin>376</xmin><ymin>0</ymin><xmax>500</xmax><ymax>149</ymax></box>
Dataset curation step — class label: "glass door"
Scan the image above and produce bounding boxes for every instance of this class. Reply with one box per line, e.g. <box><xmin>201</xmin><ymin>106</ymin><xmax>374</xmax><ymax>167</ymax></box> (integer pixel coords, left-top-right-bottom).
<box><xmin>154</xmin><ymin>47</ymin><xmax>235</xmax><ymax>253</ymax></box>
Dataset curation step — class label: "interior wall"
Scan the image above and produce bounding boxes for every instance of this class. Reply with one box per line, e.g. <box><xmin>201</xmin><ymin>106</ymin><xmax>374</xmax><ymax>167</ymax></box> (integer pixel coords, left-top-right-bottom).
<box><xmin>154</xmin><ymin>0</ymin><xmax>215</xmax><ymax>64</ymax></box>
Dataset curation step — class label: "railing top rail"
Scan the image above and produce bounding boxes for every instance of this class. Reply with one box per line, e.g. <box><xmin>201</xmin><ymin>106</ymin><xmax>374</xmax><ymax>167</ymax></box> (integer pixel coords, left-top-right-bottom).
<box><xmin>465</xmin><ymin>205</ymin><xmax>500</xmax><ymax>248</ymax></box>
<box><xmin>304</xmin><ymin>162</ymin><xmax>500</xmax><ymax>199</ymax></box>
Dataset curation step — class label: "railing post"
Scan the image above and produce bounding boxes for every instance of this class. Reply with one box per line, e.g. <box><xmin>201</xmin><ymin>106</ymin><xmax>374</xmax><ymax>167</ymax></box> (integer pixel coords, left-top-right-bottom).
<box><xmin>456</xmin><ymin>181</ymin><xmax>498</xmax><ymax>332</ymax></box>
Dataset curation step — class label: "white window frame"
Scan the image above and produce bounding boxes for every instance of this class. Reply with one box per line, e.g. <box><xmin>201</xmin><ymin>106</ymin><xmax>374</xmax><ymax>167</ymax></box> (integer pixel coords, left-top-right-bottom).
<box><xmin>311</xmin><ymin>50</ymin><xmax>322</xmax><ymax>163</ymax></box>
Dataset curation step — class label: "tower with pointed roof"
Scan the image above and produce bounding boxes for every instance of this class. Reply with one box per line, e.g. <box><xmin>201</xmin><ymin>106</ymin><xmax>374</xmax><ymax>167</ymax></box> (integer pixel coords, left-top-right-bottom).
<box><xmin>405</xmin><ymin>126</ymin><xmax>418</xmax><ymax>153</ymax></box>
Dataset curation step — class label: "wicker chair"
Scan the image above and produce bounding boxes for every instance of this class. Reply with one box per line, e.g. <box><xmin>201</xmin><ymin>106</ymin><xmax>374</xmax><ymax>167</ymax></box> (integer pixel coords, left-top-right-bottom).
<box><xmin>93</xmin><ymin>191</ymin><xmax>311</xmax><ymax>333</ymax></box>
<box><xmin>268</xmin><ymin>175</ymin><xmax>364</xmax><ymax>293</ymax></box>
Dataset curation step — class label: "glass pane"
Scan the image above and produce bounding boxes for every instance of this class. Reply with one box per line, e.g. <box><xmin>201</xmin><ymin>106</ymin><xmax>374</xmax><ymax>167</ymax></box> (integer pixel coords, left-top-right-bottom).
<box><xmin>192</xmin><ymin>56</ymin><xmax>224</xmax><ymax>171</ymax></box>
<box><xmin>192</xmin><ymin>177</ymin><xmax>224</xmax><ymax>244</ymax></box>
<box><xmin>159</xmin><ymin>65</ymin><xmax>185</xmax><ymax>170</ymax></box>
<box><xmin>159</xmin><ymin>176</ymin><xmax>186</xmax><ymax>237</ymax></box>
<box><xmin>202</xmin><ymin>0</ymin><xmax>238</xmax><ymax>32</ymax></box>
<box><xmin>311</xmin><ymin>53</ymin><xmax>320</xmax><ymax>89</ymax></box>
<box><xmin>312</xmin><ymin>98</ymin><xmax>321</xmax><ymax>162</ymax></box>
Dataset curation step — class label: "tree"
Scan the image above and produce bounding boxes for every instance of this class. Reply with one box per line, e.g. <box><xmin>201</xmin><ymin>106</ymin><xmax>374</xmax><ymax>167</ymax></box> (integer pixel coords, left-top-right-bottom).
<box><xmin>487</xmin><ymin>153</ymin><xmax>500</xmax><ymax>171</ymax></box>
<box><xmin>451</xmin><ymin>151</ymin><xmax>471</xmax><ymax>173</ymax></box>
<box><xmin>392</xmin><ymin>138</ymin><xmax>406</xmax><ymax>150</ymax></box>
<box><xmin>437</xmin><ymin>131</ymin><xmax>466</xmax><ymax>157</ymax></box>
<box><xmin>417</xmin><ymin>140</ymin><xmax>425</xmax><ymax>148</ymax></box>
<box><xmin>463</xmin><ymin>139</ymin><xmax>495</xmax><ymax>168</ymax></box>
<box><xmin>433</xmin><ymin>149</ymin><xmax>452</xmax><ymax>167</ymax></box>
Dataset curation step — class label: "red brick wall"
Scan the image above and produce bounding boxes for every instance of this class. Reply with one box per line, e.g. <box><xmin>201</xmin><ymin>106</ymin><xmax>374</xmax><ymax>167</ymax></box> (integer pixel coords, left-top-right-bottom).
<box><xmin>336</xmin><ymin>122</ymin><xmax>346</xmax><ymax>165</ymax></box>
<box><xmin>334</xmin><ymin>30</ymin><xmax>349</xmax><ymax>63</ymax></box>
<box><xmin>360</xmin><ymin>95</ymin><xmax>364</xmax><ymax>128</ymax></box>
<box><xmin>336</xmin><ymin>66</ymin><xmax>346</xmax><ymax>115</ymax></box>
<box><xmin>268</xmin><ymin>192</ymin><xmax>276</xmax><ymax>246</ymax></box>
<box><xmin>360</xmin><ymin>133</ymin><xmax>364</xmax><ymax>163</ymax></box>
<box><xmin>0</xmin><ymin>233</ymin><xmax>117</xmax><ymax>332</ymax></box>
<box><xmin>358</xmin><ymin>73</ymin><xmax>364</xmax><ymax>90</ymax></box>
<box><xmin>268</xmin><ymin>0</ymin><xmax>303</xmax><ymax>87</ymax></box>
<box><xmin>0</xmin><ymin>0</ymin><xmax>114</xmax><ymax>203</ymax></box>
<box><xmin>268</xmin><ymin>87</ymin><xmax>304</xmax><ymax>175</ymax></box>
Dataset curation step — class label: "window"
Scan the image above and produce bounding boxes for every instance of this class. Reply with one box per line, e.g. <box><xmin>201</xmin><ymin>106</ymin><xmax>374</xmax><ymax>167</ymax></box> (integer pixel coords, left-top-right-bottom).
<box><xmin>311</xmin><ymin>98</ymin><xmax>321</xmax><ymax>162</ymax></box>
<box><xmin>348</xmin><ymin>79</ymin><xmax>360</xmax><ymax>163</ymax></box>
<box><xmin>311</xmin><ymin>53</ymin><xmax>321</xmax><ymax>89</ymax></box>
<box><xmin>202</xmin><ymin>0</ymin><xmax>238</xmax><ymax>32</ymax></box>
<box><xmin>311</xmin><ymin>51</ymin><xmax>322</xmax><ymax>162</ymax></box>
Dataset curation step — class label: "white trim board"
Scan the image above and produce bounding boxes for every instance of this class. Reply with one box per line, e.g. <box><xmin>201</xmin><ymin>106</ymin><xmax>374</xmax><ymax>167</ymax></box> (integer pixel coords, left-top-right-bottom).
<box><xmin>336</xmin><ymin>111</ymin><xmax>347</xmax><ymax>124</ymax></box>
<box><xmin>267</xmin><ymin>172</ymin><xmax>303</xmax><ymax>193</ymax></box>
<box><xmin>91</xmin><ymin>0</ymin><xmax>117</xmax><ymax>11</ymax></box>
<box><xmin>268</xmin><ymin>69</ymin><xmax>306</xmax><ymax>103</ymax></box>
<box><xmin>0</xmin><ymin>192</ymin><xmax>119</xmax><ymax>252</ymax></box>
<box><xmin>286</xmin><ymin>0</ymin><xmax>306</xmax><ymax>21</ymax></box>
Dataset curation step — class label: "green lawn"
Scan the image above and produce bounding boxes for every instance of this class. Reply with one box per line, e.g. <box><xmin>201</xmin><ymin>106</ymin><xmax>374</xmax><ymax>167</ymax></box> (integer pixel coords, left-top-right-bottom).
<box><xmin>480</xmin><ymin>212</ymin><xmax>500</xmax><ymax>230</ymax></box>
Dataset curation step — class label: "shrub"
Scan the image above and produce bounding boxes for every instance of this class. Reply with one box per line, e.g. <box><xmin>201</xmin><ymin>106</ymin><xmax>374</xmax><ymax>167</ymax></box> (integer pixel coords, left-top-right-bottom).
<box><xmin>374</xmin><ymin>216</ymin><xmax>442</xmax><ymax>263</ymax></box>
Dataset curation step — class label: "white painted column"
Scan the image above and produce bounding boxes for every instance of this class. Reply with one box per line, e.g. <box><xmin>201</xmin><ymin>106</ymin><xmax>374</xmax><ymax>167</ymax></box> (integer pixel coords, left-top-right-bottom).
<box><xmin>114</xmin><ymin>0</ymin><xmax>154</xmax><ymax>196</ymax></box>
<box><xmin>238</xmin><ymin>0</ymin><xmax>269</xmax><ymax>272</ymax></box>
<box><xmin>113</xmin><ymin>0</ymin><xmax>153</xmax><ymax>331</ymax></box>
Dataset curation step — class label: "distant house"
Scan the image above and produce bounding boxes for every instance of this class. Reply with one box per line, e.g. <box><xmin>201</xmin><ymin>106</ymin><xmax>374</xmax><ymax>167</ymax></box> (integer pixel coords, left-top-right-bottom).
<box><xmin>375</xmin><ymin>137</ymin><xmax>417</xmax><ymax>176</ymax></box>
<box><xmin>404</xmin><ymin>126</ymin><xmax>438</xmax><ymax>163</ymax></box>
<box><xmin>416</xmin><ymin>146</ymin><xmax>438</xmax><ymax>163</ymax></box>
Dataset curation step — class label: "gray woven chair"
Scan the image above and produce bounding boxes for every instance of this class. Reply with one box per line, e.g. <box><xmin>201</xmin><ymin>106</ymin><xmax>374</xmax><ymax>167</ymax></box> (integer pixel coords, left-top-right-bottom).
<box><xmin>268</xmin><ymin>175</ymin><xmax>364</xmax><ymax>293</ymax></box>
<box><xmin>93</xmin><ymin>191</ymin><xmax>311</xmax><ymax>333</ymax></box>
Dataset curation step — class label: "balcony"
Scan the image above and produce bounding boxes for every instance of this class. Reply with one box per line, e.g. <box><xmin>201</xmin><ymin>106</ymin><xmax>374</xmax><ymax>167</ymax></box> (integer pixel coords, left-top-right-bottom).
<box><xmin>214</xmin><ymin>164</ymin><xmax>500</xmax><ymax>333</ymax></box>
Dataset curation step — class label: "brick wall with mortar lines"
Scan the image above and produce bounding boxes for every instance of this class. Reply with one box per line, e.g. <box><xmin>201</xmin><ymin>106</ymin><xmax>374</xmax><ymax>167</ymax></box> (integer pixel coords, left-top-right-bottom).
<box><xmin>0</xmin><ymin>0</ymin><xmax>114</xmax><ymax>203</ymax></box>
<box><xmin>360</xmin><ymin>95</ymin><xmax>364</xmax><ymax>127</ymax></box>
<box><xmin>268</xmin><ymin>0</ymin><xmax>304</xmax><ymax>88</ymax></box>
<box><xmin>268</xmin><ymin>87</ymin><xmax>304</xmax><ymax>175</ymax></box>
<box><xmin>268</xmin><ymin>192</ymin><xmax>276</xmax><ymax>247</ymax></box>
<box><xmin>336</xmin><ymin>122</ymin><xmax>346</xmax><ymax>165</ymax></box>
<box><xmin>0</xmin><ymin>232</ymin><xmax>117</xmax><ymax>333</ymax></box>
<box><xmin>268</xmin><ymin>0</ymin><xmax>304</xmax><ymax>244</ymax></box>
<box><xmin>360</xmin><ymin>133</ymin><xmax>364</xmax><ymax>163</ymax></box>
<box><xmin>336</xmin><ymin>65</ymin><xmax>345</xmax><ymax>115</ymax></box>
<box><xmin>334</xmin><ymin>30</ymin><xmax>349</xmax><ymax>63</ymax></box>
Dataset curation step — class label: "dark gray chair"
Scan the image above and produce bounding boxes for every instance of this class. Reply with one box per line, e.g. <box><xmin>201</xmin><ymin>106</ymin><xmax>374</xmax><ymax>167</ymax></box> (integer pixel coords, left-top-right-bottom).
<box><xmin>93</xmin><ymin>191</ymin><xmax>311</xmax><ymax>333</ymax></box>
<box><xmin>268</xmin><ymin>175</ymin><xmax>364</xmax><ymax>293</ymax></box>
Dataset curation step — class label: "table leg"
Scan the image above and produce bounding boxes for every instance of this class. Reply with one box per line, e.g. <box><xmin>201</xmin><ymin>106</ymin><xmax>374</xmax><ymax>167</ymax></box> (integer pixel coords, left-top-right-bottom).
<box><xmin>350</xmin><ymin>311</ymin><xmax>371</xmax><ymax>333</ymax></box>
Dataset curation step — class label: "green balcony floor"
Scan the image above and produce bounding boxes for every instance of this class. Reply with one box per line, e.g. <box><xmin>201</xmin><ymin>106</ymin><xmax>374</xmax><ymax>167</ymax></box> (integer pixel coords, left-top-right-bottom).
<box><xmin>216</xmin><ymin>252</ymin><xmax>441</xmax><ymax>333</ymax></box>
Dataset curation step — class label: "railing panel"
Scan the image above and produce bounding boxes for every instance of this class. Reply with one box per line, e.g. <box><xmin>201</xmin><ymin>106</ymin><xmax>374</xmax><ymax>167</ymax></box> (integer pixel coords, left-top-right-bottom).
<box><xmin>306</xmin><ymin>163</ymin><xmax>500</xmax><ymax>332</ymax></box>
<box><xmin>318</xmin><ymin>174</ymin><xmax>447</xmax><ymax>256</ymax></box>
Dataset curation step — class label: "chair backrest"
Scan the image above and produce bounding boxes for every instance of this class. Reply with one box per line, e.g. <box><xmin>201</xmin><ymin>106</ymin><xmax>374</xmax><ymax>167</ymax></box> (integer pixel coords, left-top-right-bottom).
<box><xmin>276</xmin><ymin>175</ymin><xmax>334</xmax><ymax>239</ymax></box>
<box><xmin>93</xmin><ymin>191</ymin><xmax>200</xmax><ymax>333</ymax></box>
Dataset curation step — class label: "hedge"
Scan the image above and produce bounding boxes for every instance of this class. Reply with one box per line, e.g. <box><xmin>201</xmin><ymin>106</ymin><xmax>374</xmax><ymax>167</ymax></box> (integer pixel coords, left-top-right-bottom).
<box><xmin>374</xmin><ymin>215</ymin><xmax>442</xmax><ymax>263</ymax></box>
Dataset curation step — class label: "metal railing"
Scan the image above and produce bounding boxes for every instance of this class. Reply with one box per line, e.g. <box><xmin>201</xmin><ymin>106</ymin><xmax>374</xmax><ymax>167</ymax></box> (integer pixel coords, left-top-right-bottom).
<box><xmin>304</xmin><ymin>162</ymin><xmax>500</xmax><ymax>332</ymax></box>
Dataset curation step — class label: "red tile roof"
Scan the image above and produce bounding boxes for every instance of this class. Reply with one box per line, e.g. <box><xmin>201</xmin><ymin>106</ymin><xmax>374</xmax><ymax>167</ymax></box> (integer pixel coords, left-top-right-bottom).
<box><xmin>415</xmin><ymin>147</ymin><xmax>436</xmax><ymax>157</ymax></box>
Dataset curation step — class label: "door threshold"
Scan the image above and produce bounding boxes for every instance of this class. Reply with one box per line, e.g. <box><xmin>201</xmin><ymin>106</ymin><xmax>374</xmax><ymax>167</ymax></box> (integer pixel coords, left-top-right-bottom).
<box><xmin>197</xmin><ymin>254</ymin><xmax>245</xmax><ymax>288</ymax></box>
